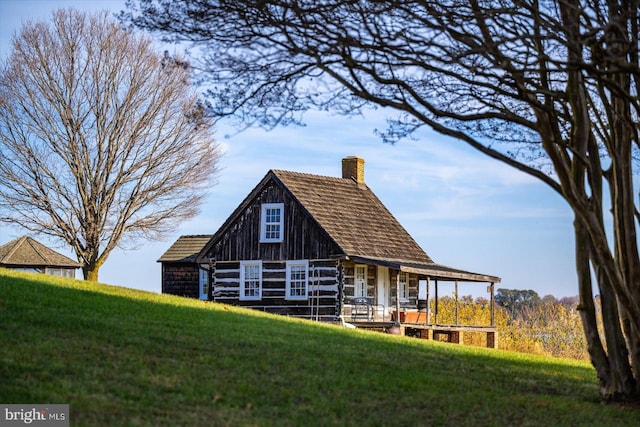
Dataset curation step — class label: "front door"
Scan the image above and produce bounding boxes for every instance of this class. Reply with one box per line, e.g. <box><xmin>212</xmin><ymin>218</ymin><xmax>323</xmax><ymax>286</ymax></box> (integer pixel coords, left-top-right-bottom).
<box><xmin>377</xmin><ymin>266</ymin><xmax>390</xmax><ymax>316</ymax></box>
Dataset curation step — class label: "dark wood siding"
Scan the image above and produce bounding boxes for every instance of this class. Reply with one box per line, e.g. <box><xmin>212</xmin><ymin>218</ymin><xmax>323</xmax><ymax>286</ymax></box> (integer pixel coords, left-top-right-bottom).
<box><xmin>201</xmin><ymin>178</ymin><xmax>345</xmax><ymax>321</ymax></box>
<box><xmin>204</xmin><ymin>179</ymin><xmax>342</xmax><ymax>262</ymax></box>
<box><xmin>212</xmin><ymin>259</ymin><xmax>340</xmax><ymax>322</ymax></box>
<box><xmin>162</xmin><ymin>263</ymin><xmax>200</xmax><ymax>299</ymax></box>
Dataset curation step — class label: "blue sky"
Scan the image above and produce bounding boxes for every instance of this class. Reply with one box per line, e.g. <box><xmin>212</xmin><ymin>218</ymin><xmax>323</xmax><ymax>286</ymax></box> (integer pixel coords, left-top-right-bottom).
<box><xmin>0</xmin><ymin>0</ymin><xmax>578</xmax><ymax>298</ymax></box>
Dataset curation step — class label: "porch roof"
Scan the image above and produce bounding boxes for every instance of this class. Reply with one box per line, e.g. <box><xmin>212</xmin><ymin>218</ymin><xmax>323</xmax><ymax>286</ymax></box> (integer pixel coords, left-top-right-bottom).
<box><xmin>347</xmin><ymin>255</ymin><xmax>501</xmax><ymax>283</ymax></box>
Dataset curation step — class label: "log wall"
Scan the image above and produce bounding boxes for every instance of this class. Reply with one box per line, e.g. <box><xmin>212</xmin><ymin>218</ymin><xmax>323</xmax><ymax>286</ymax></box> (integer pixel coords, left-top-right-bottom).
<box><xmin>342</xmin><ymin>262</ymin><xmax>377</xmax><ymax>301</ymax></box>
<box><xmin>390</xmin><ymin>270</ymin><xmax>420</xmax><ymax>308</ymax></box>
<box><xmin>212</xmin><ymin>259</ymin><xmax>341</xmax><ymax>321</ymax></box>
<box><xmin>341</xmin><ymin>261</ymin><xmax>419</xmax><ymax>307</ymax></box>
<box><xmin>162</xmin><ymin>263</ymin><xmax>200</xmax><ymax>299</ymax></box>
<box><xmin>204</xmin><ymin>180</ymin><xmax>342</xmax><ymax>262</ymax></box>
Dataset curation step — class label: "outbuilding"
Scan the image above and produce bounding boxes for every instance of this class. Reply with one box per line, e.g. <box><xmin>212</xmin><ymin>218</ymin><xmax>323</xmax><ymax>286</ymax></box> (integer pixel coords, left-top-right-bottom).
<box><xmin>0</xmin><ymin>236</ymin><xmax>81</xmax><ymax>278</ymax></box>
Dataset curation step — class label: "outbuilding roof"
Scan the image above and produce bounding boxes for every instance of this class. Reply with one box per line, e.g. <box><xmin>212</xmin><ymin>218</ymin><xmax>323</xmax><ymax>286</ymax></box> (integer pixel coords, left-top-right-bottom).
<box><xmin>157</xmin><ymin>235</ymin><xmax>213</xmax><ymax>263</ymax></box>
<box><xmin>0</xmin><ymin>236</ymin><xmax>81</xmax><ymax>268</ymax></box>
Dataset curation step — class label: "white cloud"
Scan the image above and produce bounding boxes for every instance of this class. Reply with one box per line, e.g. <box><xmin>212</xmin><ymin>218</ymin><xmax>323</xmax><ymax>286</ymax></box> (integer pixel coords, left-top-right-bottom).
<box><xmin>0</xmin><ymin>0</ymin><xmax>579</xmax><ymax>298</ymax></box>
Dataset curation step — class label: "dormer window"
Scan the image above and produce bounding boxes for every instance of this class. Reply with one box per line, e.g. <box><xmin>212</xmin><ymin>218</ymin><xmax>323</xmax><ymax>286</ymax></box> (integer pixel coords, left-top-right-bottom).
<box><xmin>260</xmin><ymin>203</ymin><xmax>284</xmax><ymax>242</ymax></box>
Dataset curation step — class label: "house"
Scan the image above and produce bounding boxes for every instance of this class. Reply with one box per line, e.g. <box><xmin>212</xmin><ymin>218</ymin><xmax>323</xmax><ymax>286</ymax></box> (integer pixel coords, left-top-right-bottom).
<box><xmin>0</xmin><ymin>236</ymin><xmax>81</xmax><ymax>278</ymax></box>
<box><xmin>160</xmin><ymin>157</ymin><xmax>501</xmax><ymax>344</ymax></box>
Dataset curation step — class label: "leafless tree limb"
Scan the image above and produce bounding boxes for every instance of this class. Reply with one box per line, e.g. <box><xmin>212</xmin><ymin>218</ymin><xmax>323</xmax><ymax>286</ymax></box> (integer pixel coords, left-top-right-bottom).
<box><xmin>125</xmin><ymin>0</ymin><xmax>639</xmax><ymax>401</ymax></box>
<box><xmin>0</xmin><ymin>8</ymin><xmax>220</xmax><ymax>281</ymax></box>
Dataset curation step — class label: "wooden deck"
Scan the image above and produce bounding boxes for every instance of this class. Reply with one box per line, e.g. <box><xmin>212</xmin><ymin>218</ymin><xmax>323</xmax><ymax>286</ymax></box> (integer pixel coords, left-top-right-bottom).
<box><xmin>403</xmin><ymin>323</ymin><xmax>498</xmax><ymax>348</ymax></box>
<box><xmin>349</xmin><ymin>318</ymin><xmax>498</xmax><ymax>349</ymax></box>
<box><xmin>346</xmin><ymin>303</ymin><xmax>498</xmax><ymax>348</ymax></box>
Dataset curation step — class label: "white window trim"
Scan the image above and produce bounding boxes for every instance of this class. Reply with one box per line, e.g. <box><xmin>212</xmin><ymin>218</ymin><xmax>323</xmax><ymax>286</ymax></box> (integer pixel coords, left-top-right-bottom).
<box><xmin>240</xmin><ymin>261</ymin><xmax>262</xmax><ymax>301</ymax></box>
<box><xmin>47</xmin><ymin>267</ymin><xmax>74</xmax><ymax>278</ymax></box>
<box><xmin>199</xmin><ymin>267</ymin><xmax>209</xmax><ymax>300</ymax></box>
<box><xmin>354</xmin><ymin>264</ymin><xmax>367</xmax><ymax>298</ymax></box>
<box><xmin>399</xmin><ymin>272</ymin><xmax>409</xmax><ymax>302</ymax></box>
<box><xmin>260</xmin><ymin>203</ymin><xmax>285</xmax><ymax>243</ymax></box>
<box><xmin>286</xmin><ymin>260</ymin><xmax>309</xmax><ymax>301</ymax></box>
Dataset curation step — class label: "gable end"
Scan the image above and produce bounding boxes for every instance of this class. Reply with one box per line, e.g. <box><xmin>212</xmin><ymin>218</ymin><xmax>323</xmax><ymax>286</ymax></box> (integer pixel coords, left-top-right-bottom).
<box><xmin>198</xmin><ymin>171</ymin><xmax>343</xmax><ymax>263</ymax></box>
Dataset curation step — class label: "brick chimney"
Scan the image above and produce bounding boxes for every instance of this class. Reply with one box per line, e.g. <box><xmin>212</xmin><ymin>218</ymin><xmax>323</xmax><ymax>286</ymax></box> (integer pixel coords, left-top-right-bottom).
<box><xmin>342</xmin><ymin>156</ymin><xmax>365</xmax><ymax>184</ymax></box>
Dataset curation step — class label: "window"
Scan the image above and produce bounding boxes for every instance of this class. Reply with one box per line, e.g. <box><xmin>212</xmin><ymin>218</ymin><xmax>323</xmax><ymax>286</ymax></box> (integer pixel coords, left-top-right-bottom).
<box><xmin>15</xmin><ymin>267</ymin><xmax>74</xmax><ymax>278</ymax></box>
<box><xmin>260</xmin><ymin>203</ymin><xmax>284</xmax><ymax>242</ymax></box>
<box><xmin>13</xmin><ymin>267</ymin><xmax>43</xmax><ymax>274</ymax></box>
<box><xmin>48</xmin><ymin>268</ymin><xmax>67</xmax><ymax>277</ymax></box>
<box><xmin>399</xmin><ymin>272</ymin><xmax>409</xmax><ymax>302</ymax></box>
<box><xmin>199</xmin><ymin>268</ymin><xmax>209</xmax><ymax>300</ymax></box>
<box><xmin>286</xmin><ymin>260</ymin><xmax>308</xmax><ymax>300</ymax></box>
<box><xmin>240</xmin><ymin>261</ymin><xmax>262</xmax><ymax>300</ymax></box>
<box><xmin>354</xmin><ymin>265</ymin><xmax>367</xmax><ymax>297</ymax></box>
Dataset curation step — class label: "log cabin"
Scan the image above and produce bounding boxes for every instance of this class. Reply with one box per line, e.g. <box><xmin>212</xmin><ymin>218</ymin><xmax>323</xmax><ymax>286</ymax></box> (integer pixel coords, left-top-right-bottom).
<box><xmin>159</xmin><ymin>157</ymin><xmax>501</xmax><ymax>346</ymax></box>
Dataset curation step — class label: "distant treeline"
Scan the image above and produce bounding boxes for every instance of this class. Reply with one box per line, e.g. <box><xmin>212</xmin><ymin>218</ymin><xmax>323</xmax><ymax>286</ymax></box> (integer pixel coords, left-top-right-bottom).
<box><xmin>433</xmin><ymin>288</ymin><xmax>593</xmax><ymax>360</ymax></box>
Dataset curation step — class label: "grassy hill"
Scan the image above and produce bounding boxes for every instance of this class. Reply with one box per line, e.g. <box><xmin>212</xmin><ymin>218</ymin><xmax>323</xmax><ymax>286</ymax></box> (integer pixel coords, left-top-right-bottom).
<box><xmin>0</xmin><ymin>268</ymin><xmax>637</xmax><ymax>426</ymax></box>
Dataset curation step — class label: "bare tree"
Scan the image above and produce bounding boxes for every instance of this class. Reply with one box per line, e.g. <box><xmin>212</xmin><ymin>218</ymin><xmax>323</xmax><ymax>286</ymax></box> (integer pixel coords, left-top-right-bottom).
<box><xmin>0</xmin><ymin>8</ymin><xmax>220</xmax><ymax>282</ymax></box>
<box><xmin>125</xmin><ymin>0</ymin><xmax>639</xmax><ymax>401</ymax></box>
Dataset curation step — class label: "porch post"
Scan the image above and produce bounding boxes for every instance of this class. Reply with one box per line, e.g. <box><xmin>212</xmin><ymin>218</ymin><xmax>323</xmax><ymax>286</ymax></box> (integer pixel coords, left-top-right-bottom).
<box><xmin>455</xmin><ymin>280</ymin><xmax>459</xmax><ymax>326</ymax></box>
<box><xmin>426</xmin><ymin>277</ymin><xmax>430</xmax><ymax>326</ymax></box>
<box><xmin>395</xmin><ymin>270</ymin><xmax>401</xmax><ymax>324</ymax></box>
<box><xmin>490</xmin><ymin>282</ymin><xmax>495</xmax><ymax>327</ymax></box>
<box><xmin>434</xmin><ymin>279</ymin><xmax>439</xmax><ymax>325</ymax></box>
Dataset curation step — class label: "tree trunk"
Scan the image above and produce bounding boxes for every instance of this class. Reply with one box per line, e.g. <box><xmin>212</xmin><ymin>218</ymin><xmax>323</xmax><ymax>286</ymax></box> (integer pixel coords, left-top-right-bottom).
<box><xmin>576</xmin><ymin>218</ymin><xmax>639</xmax><ymax>402</ymax></box>
<box><xmin>82</xmin><ymin>254</ymin><xmax>105</xmax><ymax>282</ymax></box>
<box><xmin>596</xmin><ymin>261</ymin><xmax>637</xmax><ymax>401</ymax></box>
<box><xmin>575</xmin><ymin>219</ymin><xmax>610</xmax><ymax>391</ymax></box>
<box><xmin>558</xmin><ymin>0</ymin><xmax>640</xmax><ymax>401</ymax></box>
<box><xmin>82</xmin><ymin>265</ymin><xmax>99</xmax><ymax>282</ymax></box>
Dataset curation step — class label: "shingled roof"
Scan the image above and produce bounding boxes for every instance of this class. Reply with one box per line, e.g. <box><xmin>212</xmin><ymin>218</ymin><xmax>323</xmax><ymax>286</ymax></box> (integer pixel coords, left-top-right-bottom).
<box><xmin>194</xmin><ymin>157</ymin><xmax>500</xmax><ymax>283</ymax></box>
<box><xmin>157</xmin><ymin>235</ymin><xmax>213</xmax><ymax>263</ymax></box>
<box><xmin>271</xmin><ymin>170</ymin><xmax>433</xmax><ymax>264</ymax></box>
<box><xmin>0</xmin><ymin>236</ymin><xmax>81</xmax><ymax>268</ymax></box>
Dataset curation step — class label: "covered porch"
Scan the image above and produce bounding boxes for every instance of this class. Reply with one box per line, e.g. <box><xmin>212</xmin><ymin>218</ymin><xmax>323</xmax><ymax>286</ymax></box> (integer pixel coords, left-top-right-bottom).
<box><xmin>342</xmin><ymin>256</ymin><xmax>501</xmax><ymax>348</ymax></box>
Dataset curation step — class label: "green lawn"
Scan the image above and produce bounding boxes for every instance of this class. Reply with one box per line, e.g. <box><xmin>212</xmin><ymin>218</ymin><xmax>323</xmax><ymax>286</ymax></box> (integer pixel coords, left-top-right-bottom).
<box><xmin>0</xmin><ymin>268</ymin><xmax>637</xmax><ymax>426</ymax></box>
